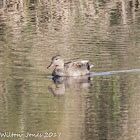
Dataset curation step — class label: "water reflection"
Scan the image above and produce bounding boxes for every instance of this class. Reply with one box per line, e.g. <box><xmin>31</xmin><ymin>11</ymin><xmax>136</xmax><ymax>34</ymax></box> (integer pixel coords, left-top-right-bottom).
<box><xmin>49</xmin><ymin>76</ymin><xmax>91</xmax><ymax>96</ymax></box>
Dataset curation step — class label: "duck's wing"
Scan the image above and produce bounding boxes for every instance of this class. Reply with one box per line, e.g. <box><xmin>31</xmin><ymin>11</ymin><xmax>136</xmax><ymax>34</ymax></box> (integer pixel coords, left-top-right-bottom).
<box><xmin>74</xmin><ymin>60</ymin><xmax>94</xmax><ymax>70</ymax></box>
<box><xmin>64</xmin><ymin>60</ymin><xmax>93</xmax><ymax>76</ymax></box>
<box><xmin>80</xmin><ymin>60</ymin><xmax>89</xmax><ymax>64</ymax></box>
<box><xmin>64</xmin><ymin>61</ymin><xmax>72</xmax><ymax>67</ymax></box>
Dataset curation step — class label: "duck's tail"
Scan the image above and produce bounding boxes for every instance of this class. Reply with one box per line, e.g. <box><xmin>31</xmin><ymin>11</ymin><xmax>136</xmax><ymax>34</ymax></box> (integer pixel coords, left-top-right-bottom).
<box><xmin>90</xmin><ymin>65</ymin><xmax>94</xmax><ymax>69</ymax></box>
<box><xmin>87</xmin><ymin>63</ymin><xmax>94</xmax><ymax>70</ymax></box>
<box><xmin>80</xmin><ymin>60</ymin><xmax>94</xmax><ymax>70</ymax></box>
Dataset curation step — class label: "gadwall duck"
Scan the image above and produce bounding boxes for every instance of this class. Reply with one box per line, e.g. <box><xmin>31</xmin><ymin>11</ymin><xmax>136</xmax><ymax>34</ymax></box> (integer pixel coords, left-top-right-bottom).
<box><xmin>47</xmin><ymin>55</ymin><xmax>94</xmax><ymax>77</ymax></box>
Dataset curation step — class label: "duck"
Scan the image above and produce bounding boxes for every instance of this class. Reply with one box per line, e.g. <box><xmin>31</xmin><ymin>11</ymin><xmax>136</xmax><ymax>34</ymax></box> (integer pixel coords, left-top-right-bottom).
<box><xmin>47</xmin><ymin>55</ymin><xmax>94</xmax><ymax>77</ymax></box>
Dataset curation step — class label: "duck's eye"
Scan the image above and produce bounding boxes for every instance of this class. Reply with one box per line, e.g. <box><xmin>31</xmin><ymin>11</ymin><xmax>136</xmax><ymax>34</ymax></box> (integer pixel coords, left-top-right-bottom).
<box><xmin>55</xmin><ymin>58</ymin><xmax>58</xmax><ymax>60</ymax></box>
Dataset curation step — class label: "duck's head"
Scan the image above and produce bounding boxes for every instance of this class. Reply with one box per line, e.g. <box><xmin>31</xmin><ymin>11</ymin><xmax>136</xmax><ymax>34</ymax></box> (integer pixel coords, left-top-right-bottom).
<box><xmin>47</xmin><ymin>55</ymin><xmax>64</xmax><ymax>69</ymax></box>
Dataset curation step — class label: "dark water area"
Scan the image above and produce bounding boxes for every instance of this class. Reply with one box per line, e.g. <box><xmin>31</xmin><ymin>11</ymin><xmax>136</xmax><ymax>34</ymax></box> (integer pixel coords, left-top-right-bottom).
<box><xmin>0</xmin><ymin>0</ymin><xmax>140</xmax><ymax>140</ymax></box>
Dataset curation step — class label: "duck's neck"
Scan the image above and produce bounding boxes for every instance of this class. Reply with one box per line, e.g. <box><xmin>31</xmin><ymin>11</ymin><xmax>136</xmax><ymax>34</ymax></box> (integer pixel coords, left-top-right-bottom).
<box><xmin>55</xmin><ymin>64</ymin><xmax>64</xmax><ymax>69</ymax></box>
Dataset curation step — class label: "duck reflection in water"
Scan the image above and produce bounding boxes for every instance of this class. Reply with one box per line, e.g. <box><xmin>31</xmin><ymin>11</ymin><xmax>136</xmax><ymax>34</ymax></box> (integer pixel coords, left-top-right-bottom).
<box><xmin>48</xmin><ymin>76</ymin><xmax>91</xmax><ymax>96</ymax></box>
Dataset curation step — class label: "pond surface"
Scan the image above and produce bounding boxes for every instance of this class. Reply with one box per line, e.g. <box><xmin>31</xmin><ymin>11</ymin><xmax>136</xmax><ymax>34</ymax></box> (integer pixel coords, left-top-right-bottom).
<box><xmin>0</xmin><ymin>0</ymin><xmax>140</xmax><ymax>140</ymax></box>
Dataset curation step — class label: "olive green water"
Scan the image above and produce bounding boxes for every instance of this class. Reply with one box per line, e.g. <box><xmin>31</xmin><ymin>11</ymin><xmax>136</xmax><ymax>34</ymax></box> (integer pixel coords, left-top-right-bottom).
<box><xmin>0</xmin><ymin>0</ymin><xmax>140</xmax><ymax>140</ymax></box>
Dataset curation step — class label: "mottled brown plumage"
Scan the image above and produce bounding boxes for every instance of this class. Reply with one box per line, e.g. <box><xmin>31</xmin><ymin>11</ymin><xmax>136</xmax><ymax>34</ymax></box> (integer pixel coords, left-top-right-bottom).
<box><xmin>47</xmin><ymin>55</ymin><xmax>94</xmax><ymax>77</ymax></box>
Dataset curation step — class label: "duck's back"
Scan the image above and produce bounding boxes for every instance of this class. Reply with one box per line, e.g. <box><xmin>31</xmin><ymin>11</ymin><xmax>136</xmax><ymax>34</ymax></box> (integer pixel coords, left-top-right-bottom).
<box><xmin>64</xmin><ymin>60</ymin><xmax>91</xmax><ymax>76</ymax></box>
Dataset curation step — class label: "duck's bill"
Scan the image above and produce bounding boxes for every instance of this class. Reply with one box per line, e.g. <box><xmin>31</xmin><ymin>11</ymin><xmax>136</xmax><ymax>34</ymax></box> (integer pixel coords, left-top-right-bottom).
<box><xmin>47</xmin><ymin>62</ymin><xmax>54</xmax><ymax>69</ymax></box>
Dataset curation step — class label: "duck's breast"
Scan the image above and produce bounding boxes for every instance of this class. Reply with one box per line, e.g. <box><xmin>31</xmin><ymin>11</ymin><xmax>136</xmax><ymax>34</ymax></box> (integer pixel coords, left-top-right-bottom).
<box><xmin>52</xmin><ymin>68</ymin><xmax>65</xmax><ymax>76</ymax></box>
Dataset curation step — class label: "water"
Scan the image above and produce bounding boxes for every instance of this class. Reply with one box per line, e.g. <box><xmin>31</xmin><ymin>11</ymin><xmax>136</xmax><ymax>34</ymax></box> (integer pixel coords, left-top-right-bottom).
<box><xmin>0</xmin><ymin>0</ymin><xmax>140</xmax><ymax>140</ymax></box>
